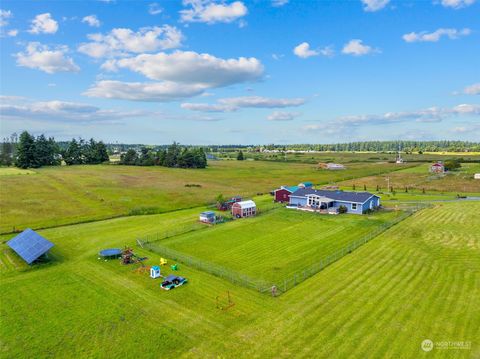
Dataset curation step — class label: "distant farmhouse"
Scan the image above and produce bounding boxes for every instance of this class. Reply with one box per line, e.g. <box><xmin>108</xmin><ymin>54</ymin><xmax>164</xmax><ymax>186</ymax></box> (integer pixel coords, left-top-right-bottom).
<box><xmin>288</xmin><ymin>188</ymin><xmax>380</xmax><ymax>215</ymax></box>
<box><xmin>274</xmin><ymin>182</ymin><xmax>313</xmax><ymax>203</ymax></box>
<box><xmin>474</xmin><ymin>173</ymin><xmax>480</xmax><ymax>180</ymax></box>
<box><xmin>318</xmin><ymin>163</ymin><xmax>346</xmax><ymax>170</ymax></box>
<box><xmin>430</xmin><ymin>162</ymin><xmax>445</xmax><ymax>174</ymax></box>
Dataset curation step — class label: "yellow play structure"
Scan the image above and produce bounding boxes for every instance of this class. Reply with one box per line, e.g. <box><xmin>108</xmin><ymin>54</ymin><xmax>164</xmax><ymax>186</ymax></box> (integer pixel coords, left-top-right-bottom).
<box><xmin>160</xmin><ymin>257</ymin><xmax>168</xmax><ymax>266</ymax></box>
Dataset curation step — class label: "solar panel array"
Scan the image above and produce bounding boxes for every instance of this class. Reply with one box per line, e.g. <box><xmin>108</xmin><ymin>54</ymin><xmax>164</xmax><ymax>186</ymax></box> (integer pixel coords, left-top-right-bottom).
<box><xmin>7</xmin><ymin>228</ymin><xmax>54</xmax><ymax>264</ymax></box>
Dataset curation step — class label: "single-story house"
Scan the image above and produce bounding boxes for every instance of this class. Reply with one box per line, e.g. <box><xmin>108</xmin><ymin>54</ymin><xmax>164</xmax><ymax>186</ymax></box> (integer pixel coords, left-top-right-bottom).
<box><xmin>232</xmin><ymin>200</ymin><xmax>257</xmax><ymax>218</ymax></box>
<box><xmin>199</xmin><ymin>211</ymin><xmax>216</xmax><ymax>223</ymax></box>
<box><xmin>430</xmin><ymin>162</ymin><xmax>445</xmax><ymax>174</ymax></box>
<box><xmin>274</xmin><ymin>182</ymin><xmax>313</xmax><ymax>203</ymax></box>
<box><xmin>288</xmin><ymin>188</ymin><xmax>380</xmax><ymax>215</ymax></box>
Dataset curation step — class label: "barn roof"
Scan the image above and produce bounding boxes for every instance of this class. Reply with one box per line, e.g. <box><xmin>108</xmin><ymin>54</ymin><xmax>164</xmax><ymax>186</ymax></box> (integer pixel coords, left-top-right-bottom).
<box><xmin>7</xmin><ymin>229</ymin><xmax>54</xmax><ymax>264</ymax></box>
<box><xmin>291</xmin><ymin>188</ymin><xmax>377</xmax><ymax>203</ymax></box>
<box><xmin>235</xmin><ymin>200</ymin><xmax>256</xmax><ymax>209</ymax></box>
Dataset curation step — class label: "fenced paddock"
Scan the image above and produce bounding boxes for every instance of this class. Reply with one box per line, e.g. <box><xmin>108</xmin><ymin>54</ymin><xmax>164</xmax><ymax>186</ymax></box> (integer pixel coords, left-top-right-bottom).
<box><xmin>139</xmin><ymin>204</ymin><xmax>428</xmax><ymax>295</ymax></box>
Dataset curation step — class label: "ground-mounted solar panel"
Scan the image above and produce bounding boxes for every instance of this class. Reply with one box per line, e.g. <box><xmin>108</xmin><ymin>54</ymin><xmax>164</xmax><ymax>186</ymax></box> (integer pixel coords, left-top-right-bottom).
<box><xmin>6</xmin><ymin>228</ymin><xmax>54</xmax><ymax>264</ymax></box>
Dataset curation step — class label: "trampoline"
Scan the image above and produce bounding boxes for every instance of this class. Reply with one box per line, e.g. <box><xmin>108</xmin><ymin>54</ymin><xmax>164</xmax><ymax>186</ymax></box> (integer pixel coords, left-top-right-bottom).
<box><xmin>99</xmin><ymin>248</ymin><xmax>122</xmax><ymax>259</ymax></box>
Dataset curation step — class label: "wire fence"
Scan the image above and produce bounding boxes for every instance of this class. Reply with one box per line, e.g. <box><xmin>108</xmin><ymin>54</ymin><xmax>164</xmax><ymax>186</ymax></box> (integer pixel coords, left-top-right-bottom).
<box><xmin>138</xmin><ymin>203</ymin><xmax>431</xmax><ymax>296</ymax></box>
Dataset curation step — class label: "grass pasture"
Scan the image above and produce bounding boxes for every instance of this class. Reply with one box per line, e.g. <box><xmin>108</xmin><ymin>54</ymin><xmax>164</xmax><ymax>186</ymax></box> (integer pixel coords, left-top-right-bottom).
<box><xmin>340</xmin><ymin>163</ymin><xmax>480</xmax><ymax>194</ymax></box>
<box><xmin>1</xmin><ymin>200</ymin><xmax>478</xmax><ymax>358</ymax></box>
<box><xmin>0</xmin><ymin>160</ymin><xmax>416</xmax><ymax>233</ymax></box>
<box><xmin>154</xmin><ymin>208</ymin><xmax>400</xmax><ymax>285</ymax></box>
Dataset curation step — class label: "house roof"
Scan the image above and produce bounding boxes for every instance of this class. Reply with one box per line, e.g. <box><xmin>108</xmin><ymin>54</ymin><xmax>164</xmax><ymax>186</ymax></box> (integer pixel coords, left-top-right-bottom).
<box><xmin>290</xmin><ymin>188</ymin><xmax>377</xmax><ymax>203</ymax></box>
<box><xmin>431</xmin><ymin>163</ymin><xmax>444</xmax><ymax>167</ymax></box>
<box><xmin>234</xmin><ymin>200</ymin><xmax>256</xmax><ymax>209</ymax></box>
<box><xmin>278</xmin><ymin>185</ymin><xmax>299</xmax><ymax>193</ymax></box>
<box><xmin>7</xmin><ymin>228</ymin><xmax>54</xmax><ymax>264</ymax></box>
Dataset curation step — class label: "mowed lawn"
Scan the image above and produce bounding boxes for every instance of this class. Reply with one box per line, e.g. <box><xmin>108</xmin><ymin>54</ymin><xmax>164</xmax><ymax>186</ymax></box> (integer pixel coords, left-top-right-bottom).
<box><xmin>0</xmin><ymin>160</ymin><xmax>413</xmax><ymax>233</ymax></box>
<box><xmin>0</xmin><ymin>201</ymin><xmax>478</xmax><ymax>358</ymax></box>
<box><xmin>159</xmin><ymin>209</ymin><xmax>400</xmax><ymax>284</ymax></box>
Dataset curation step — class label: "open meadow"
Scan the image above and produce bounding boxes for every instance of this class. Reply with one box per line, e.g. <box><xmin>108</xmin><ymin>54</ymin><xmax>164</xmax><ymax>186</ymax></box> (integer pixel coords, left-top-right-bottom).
<box><xmin>0</xmin><ymin>160</ymin><xmax>416</xmax><ymax>233</ymax></box>
<box><xmin>340</xmin><ymin>162</ymin><xmax>480</xmax><ymax>194</ymax></box>
<box><xmin>1</xmin><ymin>198</ymin><xmax>478</xmax><ymax>358</ymax></box>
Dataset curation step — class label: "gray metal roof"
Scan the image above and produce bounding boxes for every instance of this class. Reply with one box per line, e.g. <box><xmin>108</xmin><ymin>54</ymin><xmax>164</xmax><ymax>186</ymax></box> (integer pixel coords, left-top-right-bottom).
<box><xmin>7</xmin><ymin>229</ymin><xmax>54</xmax><ymax>264</ymax></box>
<box><xmin>290</xmin><ymin>188</ymin><xmax>377</xmax><ymax>203</ymax></box>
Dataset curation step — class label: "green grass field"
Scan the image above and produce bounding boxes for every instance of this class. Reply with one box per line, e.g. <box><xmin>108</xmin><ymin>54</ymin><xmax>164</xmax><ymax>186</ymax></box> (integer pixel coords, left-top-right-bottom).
<box><xmin>1</xmin><ymin>201</ymin><xmax>478</xmax><ymax>358</ymax></box>
<box><xmin>157</xmin><ymin>208</ymin><xmax>399</xmax><ymax>284</ymax></box>
<box><xmin>0</xmin><ymin>161</ymin><xmax>416</xmax><ymax>233</ymax></box>
<box><xmin>340</xmin><ymin>163</ymin><xmax>480</xmax><ymax>195</ymax></box>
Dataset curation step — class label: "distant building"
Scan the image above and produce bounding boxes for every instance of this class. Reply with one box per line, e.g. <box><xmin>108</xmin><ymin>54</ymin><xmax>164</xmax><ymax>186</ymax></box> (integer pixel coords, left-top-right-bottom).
<box><xmin>327</xmin><ymin>163</ymin><xmax>346</xmax><ymax>170</ymax></box>
<box><xmin>318</xmin><ymin>163</ymin><xmax>346</xmax><ymax>170</ymax></box>
<box><xmin>430</xmin><ymin>162</ymin><xmax>445</xmax><ymax>174</ymax></box>
<box><xmin>288</xmin><ymin>189</ymin><xmax>380</xmax><ymax>215</ymax></box>
<box><xmin>232</xmin><ymin>200</ymin><xmax>257</xmax><ymax>218</ymax></box>
<box><xmin>474</xmin><ymin>173</ymin><xmax>480</xmax><ymax>180</ymax></box>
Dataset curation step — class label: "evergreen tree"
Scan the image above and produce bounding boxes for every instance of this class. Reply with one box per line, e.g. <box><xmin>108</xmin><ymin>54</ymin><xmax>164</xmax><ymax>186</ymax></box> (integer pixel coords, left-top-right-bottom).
<box><xmin>237</xmin><ymin>150</ymin><xmax>244</xmax><ymax>160</ymax></box>
<box><xmin>35</xmin><ymin>134</ymin><xmax>58</xmax><ymax>166</ymax></box>
<box><xmin>16</xmin><ymin>131</ymin><xmax>38</xmax><ymax>168</ymax></box>
<box><xmin>193</xmin><ymin>148</ymin><xmax>207</xmax><ymax>168</ymax></box>
<box><xmin>64</xmin><ymin>139</ymin><xmax>84</xmax><ymax>165</ymax></box>
<box><xmin>0</xmin><ymin>139</ymin><xmax>14</xmax><ymax>166</ymax></box>
<box><xmin>120</xmin><ymin>149</ymin><xmax>138</xmax><ymax>165</ymax></box>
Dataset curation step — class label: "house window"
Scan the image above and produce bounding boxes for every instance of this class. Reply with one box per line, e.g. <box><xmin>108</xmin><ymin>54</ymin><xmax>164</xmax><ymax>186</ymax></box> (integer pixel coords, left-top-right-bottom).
<box><xmin>351</xmin><ymin>203</ymin><xmax>357</xmax><ymax>210</ymax></box>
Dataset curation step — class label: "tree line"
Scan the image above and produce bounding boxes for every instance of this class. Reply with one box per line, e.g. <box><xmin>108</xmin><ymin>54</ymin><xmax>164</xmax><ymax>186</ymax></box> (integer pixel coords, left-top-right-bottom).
<box><xmin>120</xmin><ymin>142</ymin><xmax>207</xmax><ymax>168</ymax></box>
<box><xmin>0</xmin><ymin>131</ymin><xmax>109</xmax><ymax>168</ymax></box>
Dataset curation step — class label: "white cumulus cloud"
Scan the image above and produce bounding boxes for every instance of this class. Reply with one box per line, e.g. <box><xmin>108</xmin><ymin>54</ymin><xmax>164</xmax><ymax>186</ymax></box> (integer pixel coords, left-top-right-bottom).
<box><xmin>180</xmin><ymin>0</ymin><xmax>248</xmax><ymax>24</ymax></box>
<box><xmin>148</xmin><ymin>3</ymin><xmax>163</xmax><ymax>15</ymax></box>
<box><xmin>0</xmin><ymin>97</ymin><xmax>151</xmax><ymax>123</ymax></box>
<box><xmin>0</xmin><ymin>9</ymin><xmax>12</xmax><ymax>27</ymax></box>
<box><xmin>78</xmin><ymin>25</ymin><xmax>184</xmax><ymax>58</ymax></box>
<box><xmin>7</xmin><ymin>29</ymin><xmax>18</xmax><ymax>37</ymax></box>
<box><xmin>105</xmin><ymin>51</ymin><xmax>263</xmax><ymax>86</ymax></box>
<box><xmin>361</xmin><ymin>0</ymin><xmax>390</xmax><ymax>12</ymax></box>
<box><xmin>267</xmin><ymin>111</ymin><xmax>300</xmax><ymax>121</ymax></box>
<box><xmin>15</xmin><ymin>42</ymin><xmax>80</xmax><ymax>74</ymax></box>
<box><xmin>83</xmin><ymin>80</ymin><xmax>207</xmax><ymax>102</ymax></box>
<box><xmin>342</xmin><ymin>39</ymin><xmax>377</xmax><ymax>56</ymax></box>
<box><xmin>293</xmin><ymin>42</ymin><xmax>319</xmax><ymax>58</ymax></box>
<box><xmin>182</xmin><ymin>96</ymin><xmax>305</xmax><ymax>112</ymax></box>
<box><xmin>464</xmin><ymin>83</ymin><xmax>480</xmax><ymax>95</ymax></box>
<box><xmin>29</xmin><ymin>13</ymin><xmax>58</xmax><ymax>34</ymax></box>
<box><xmin>82</xmin><ymin>15</ymin><xmax>101</xmax><ymax>27</ymax></box>
<box><xmin>402</xmin><ymin>28</ymin><xmax>471</xmax><ymax>42</ymax></box>
<box><xmin>440</xmin><ymin>0</ymin><xmax>475</xmax><ymax>9</ymax></box>
<box><xmin>272</xmin><ymin>0</ymin><xmax>289</xmax><ymax>7</ymax></box>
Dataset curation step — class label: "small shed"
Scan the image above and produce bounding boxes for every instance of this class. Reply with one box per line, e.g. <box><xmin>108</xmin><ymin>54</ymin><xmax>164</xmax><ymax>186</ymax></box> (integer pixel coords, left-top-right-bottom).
<box><xmin>6</xmin><ymin>228</ymin><xmax>54</xmax><ymax>264</ymax></box>
<box><xmin>199</xmin><ymin>211</ymin><xmax>216</xmax><ymax>223</ymax></box>
<box><xmin>474</xmin><ymin>173</ymin><xmax>480</xmax><ymax>180</ymax></box>
<box><xmin>231</xmin><ymin>200</ymin><xmax>257</xmax><ymax>218</ymax></box>
<box><xmin>150</xmin><ymin>265</ymin><xmax>161</xmax><ymax>279</ymax></box>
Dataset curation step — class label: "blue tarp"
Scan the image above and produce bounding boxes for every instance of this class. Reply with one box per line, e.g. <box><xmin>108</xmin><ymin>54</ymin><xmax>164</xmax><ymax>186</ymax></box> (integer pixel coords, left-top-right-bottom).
<box><xmin>7</xmin><ymin>229</ymin><xmax>54</xmax><ymax>264</ymax></box>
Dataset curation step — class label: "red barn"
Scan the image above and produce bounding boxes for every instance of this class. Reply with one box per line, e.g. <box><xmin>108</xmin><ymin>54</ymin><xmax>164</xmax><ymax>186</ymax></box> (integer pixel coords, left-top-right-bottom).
<box><xmin>231</xmin><ymin>200</ymin><xmax>256</xmax><ymax>218</ymax></box>
<box><xmin>274</xmin><ymin>183</ymin><xmax>312</xmax><ymax>203</ymax></box>
<box><xmin>274</xmin><ymin>187</ymin><xmax>295</xmax><ymax>203</ymax></box>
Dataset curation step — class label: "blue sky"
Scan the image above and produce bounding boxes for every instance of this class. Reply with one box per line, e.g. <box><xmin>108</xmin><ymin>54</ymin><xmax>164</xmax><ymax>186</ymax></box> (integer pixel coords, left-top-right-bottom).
<box><xmin>0</xmin><ymin>0</ymin><xmax>479</xmax><ymax>144</ymax></box>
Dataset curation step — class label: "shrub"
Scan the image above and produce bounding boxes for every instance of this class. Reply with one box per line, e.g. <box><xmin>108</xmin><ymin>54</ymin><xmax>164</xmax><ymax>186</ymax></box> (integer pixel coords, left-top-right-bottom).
<box><xmin>338</xmin><ymin>205</ymin><xmax>348</xmax><ymax>214</ymax></box>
